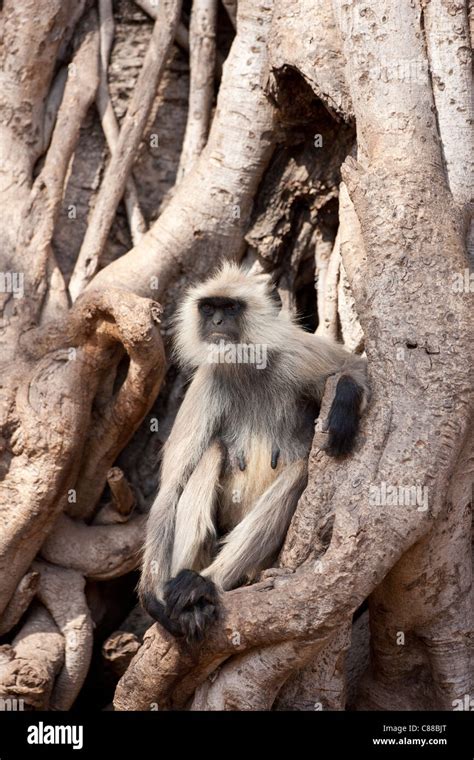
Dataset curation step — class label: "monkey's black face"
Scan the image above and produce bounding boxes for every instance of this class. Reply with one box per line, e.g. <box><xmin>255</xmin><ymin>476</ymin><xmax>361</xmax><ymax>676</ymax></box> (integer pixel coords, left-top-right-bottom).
<box><xmin>198</xmin><ymin>296</ymin><xmax>246</xmax><ymax>343</ymax></box>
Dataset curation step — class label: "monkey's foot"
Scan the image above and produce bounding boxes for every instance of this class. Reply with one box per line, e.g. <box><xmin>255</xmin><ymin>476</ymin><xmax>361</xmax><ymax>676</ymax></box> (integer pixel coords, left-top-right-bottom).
<box><xmin>164</xmin><ymin>570</ymin><xmax>219</xmax><ymax>643</ymax></box>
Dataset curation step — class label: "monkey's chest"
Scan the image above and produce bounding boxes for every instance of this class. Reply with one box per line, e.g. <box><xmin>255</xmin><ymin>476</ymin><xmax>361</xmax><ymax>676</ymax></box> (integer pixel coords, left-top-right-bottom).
<box><xmin>214</xmin><ymin>395</ymin><xmax>317</xmax><ymax>533</ymax></box>
<box><xmin>216</xmin><ymin>436</ymin><xmax>284</xmax><ymax>533</ymax></box>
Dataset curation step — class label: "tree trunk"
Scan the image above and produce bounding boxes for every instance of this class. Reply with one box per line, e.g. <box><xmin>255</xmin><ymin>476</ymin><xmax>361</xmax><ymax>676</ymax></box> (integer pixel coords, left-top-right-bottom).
<box><xmin>0</xmin><ymin>0</ymin><xmax>472</xmax><ymax>712</ymax></box>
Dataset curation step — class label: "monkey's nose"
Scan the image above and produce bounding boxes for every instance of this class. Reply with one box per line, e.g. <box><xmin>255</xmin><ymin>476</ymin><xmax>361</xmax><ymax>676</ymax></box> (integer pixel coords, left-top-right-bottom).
<box><xmin>213</xmin><ymin>311</ymin><xmax>223</xmax><ymax>325</ymax></box>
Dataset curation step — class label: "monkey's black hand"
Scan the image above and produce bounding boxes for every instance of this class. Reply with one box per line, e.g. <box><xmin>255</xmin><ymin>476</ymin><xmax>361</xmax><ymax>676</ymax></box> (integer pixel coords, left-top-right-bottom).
<box><xmin>325</xmin><ymin>375</ymin><xmax>363</xmax><ymax>457</ymax></box>
<box><xmin>164</xmin><ymin>569</ymin><xmax>219</xmax><ymax>643</ymax></box>
<box><xmin>141</xmin><ymin>591</ymin><xmax>183</xmax><ymax>638</ymax></box>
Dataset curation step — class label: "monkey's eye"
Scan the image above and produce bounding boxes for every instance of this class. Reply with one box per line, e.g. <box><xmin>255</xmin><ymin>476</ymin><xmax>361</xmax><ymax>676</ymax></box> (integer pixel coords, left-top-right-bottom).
<box><xmin>199</xmin><ymin>303</ymin><xmax>214</xmax><ymax>316</ymax></box>
<box><xmin>225</xmin><ymin>302</ymin><xmax>242</xmax><ymax>315</ymax></box>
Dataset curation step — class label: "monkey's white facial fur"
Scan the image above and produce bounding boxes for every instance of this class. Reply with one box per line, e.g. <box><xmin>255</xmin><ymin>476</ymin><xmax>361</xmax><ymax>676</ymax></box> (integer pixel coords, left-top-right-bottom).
<box><xmin>174</xmin><ymin>262</ymin><xmax>287</xmax><ymax>368</ymax></box>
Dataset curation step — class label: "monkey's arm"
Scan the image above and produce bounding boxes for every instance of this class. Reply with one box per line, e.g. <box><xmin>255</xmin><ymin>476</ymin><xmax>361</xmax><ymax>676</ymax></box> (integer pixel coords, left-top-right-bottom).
<box><xmin>138</xmin><ymin>370</ymin><xmax>219</xmax><ymax>618</ymax></box>
<box><xmin>299</xmin><ymin>333</ymin><xmax>369</xmax><ymax>457</ymax></box>
<box><xmin>170</xmin><ymin>442</ymin><xmax>222</xmax><ymax>575</ymax></box>
<box><xmin>146</xmin><ymin>442</ymin><xmax>223</xmax><ymax>641</ymax></box>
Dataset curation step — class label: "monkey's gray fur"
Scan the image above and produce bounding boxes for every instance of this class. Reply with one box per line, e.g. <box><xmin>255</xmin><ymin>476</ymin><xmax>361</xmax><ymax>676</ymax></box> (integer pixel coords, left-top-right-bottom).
<box><xmin>139</xmin><ymin>263</ymin><xmax>369</xmax><ymax>641</ymax></box>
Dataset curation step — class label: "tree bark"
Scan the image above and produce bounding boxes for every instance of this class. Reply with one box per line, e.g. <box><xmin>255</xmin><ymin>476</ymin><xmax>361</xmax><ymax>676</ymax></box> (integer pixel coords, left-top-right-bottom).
<box><xmin>113</xmin><ymin>0</ymin><xmax>473</xmax><ymax>711</ymax></box>
<box><xmin>0</xmin><ymin>0</ymin><xmax>471</xmax><ymax>713</ymax></box>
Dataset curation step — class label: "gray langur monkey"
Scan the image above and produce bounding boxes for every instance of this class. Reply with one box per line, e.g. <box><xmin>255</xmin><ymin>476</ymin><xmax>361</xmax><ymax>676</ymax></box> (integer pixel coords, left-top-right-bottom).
<box><xmin>139</xmin><ymin>263</ymin><xmax>369</xmax><ymax>642</ymax></box>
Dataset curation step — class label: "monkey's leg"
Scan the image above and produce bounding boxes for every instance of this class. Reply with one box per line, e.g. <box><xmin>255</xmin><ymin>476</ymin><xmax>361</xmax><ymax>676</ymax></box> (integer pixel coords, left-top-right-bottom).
<box><xmin>204</xmin><ymin>459</ymin><xmax>308</xmax><ymax>589</ymax></box>
<box><xmin>143</xmin><ymin>442</ymin><xmax>222</xmax><ymax>639</ymax></box>
<box><xmin>160</xmin><ymin>442</ymin><xmax>222</xmax><ymax>641</ymax></box>
<box><xmin>165</xmin><ymin>460</ymin><xmax>308</xmax><ymax>642</ymax></box>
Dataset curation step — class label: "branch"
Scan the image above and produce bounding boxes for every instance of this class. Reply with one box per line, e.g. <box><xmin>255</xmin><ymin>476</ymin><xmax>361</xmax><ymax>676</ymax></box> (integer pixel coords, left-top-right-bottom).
<box><xmin>66</xmin><ymin>292</ymin><xmax>166</xmax><ymax>519</ymax></box>
<box><xmin>102</xmin><ymin>632</ymin><xmax>141</xmax><ymax>678</ymax></box>
<box><xmin>133</xmin><ymin>0</ymin><xmax>190</xmax><ymax>51</ymax></box>
<box><xmin>222</xmin><ymin>0</ymin><xmax>237</xmax><ymax>28</ymax></box>
<box><xmin>0</xmin><ymin>289</ymin><xmax>164</xmax><ymax>616</ymax></box>
<box><xmin>190</xmin><ymin>639</ymin><xmax>321</xmax><ymax>710</ymax></box>
<box><xmin>177</xmin><ymin>0</ymin><xmax>218</xmax><ymax>181</ymax></box>
<box><xmin>107</xmin><ymin>467</ymin><xmax>135</xmax><ymax>515</ymax></box>
<box><xmin>316</xmin><ymin>229</ymin><xmax>340</xmax><ymax>341</ymax></box>
<box><xmin>19</xmin><ymin>9</ymin><xmax>100</xmax><ymax>322</ymax></box>
<box><xmin>274</xmin><ymin>624</ymin><xmax>352</xmax><ymax>710</ymax></box>
<box><xmin>40</xmin><ymin>513</ymin><xmax>146</xmax><ymax>580</ymax></box>
<box><xmin>191</xmin><ymin>619</ymin><xmax>352</xmax><ymax>710</ymax></box>
<box><xmin>84</xmin><ymin>0</ymin><xmax>275</xmax><ymax>304</ymax></box>
<box><xmin>0</xmin><ymin>1</ymin><xmax>88</xmax><ymax>191</ymax></box>
<box><xmin>423</xmin><ymin>0</ymin><xmax>473</xmax><ymax>259</ymax></box>
<box><xmin>336</xmin><ymin>182</ymin><xmax>364</xmax><ymax>352</ymax></box>
<box><xmin>31</xmin><ymin>12</ymin><xmax>100</xmax><ymax>214</ymax></box>
<box><xmin>42</xmin><ymin>67</ymin><xmax>68</xmax><ymax>155</ymax></box>
<box><xmin>93</xmin><ymin>467</ymin><xmax>136</xmax><ymax>524</ymax></box>
<box><xmin>69</xmin><ymin>0</ymin><xmax>183</xmax><ymax>301</ymax></box>
<box><xmin>0</xmin><ymin>605</ymin><xmax>64</xmax><ymax>709</ymax></box>
<box><xmin>33</xmin><ymin>561</ymin><xmax>93</xmax><ymax>711</ymax></box>
<box><xmin>0</xmin><ymin>571</ymin><xmax>40</xmax><ymax>637</ymax></box>
<box><xmin>102</xmin><ymin>605</ymin><xmax>153</xmax><ymax>677</ymax></box>
<box><xmin>97</xmin><ymin>0</ymin><xmax>147</xmax><ymax>245</ymax></box>
<box><xmin>423</xmin><ymin>0</ymin><xmax>473</xmax><ymax>214</ymax></box>
<box><xmin>0</xmin><ymin>1</ymin><xmax>91</xmax><ymax>342</ymax></box>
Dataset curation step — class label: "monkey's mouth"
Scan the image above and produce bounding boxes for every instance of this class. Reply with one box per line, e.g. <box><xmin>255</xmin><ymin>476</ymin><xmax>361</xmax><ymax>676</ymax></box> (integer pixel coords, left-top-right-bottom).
<box><xmin>207</xmin><ymin>332</ymin><xmax>235</xmax><ymax>342</ymax></box>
